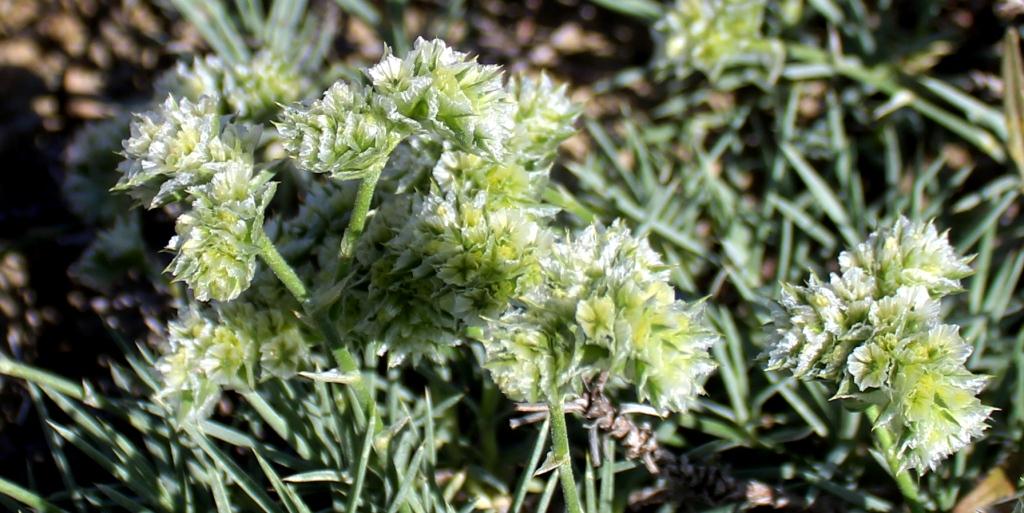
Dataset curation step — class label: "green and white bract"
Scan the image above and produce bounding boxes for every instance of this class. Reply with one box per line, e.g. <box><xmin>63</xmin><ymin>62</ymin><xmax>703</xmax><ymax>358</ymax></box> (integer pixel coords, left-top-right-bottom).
<box><xmin>506</xmin><ymin>74</ymin><xmax>579</xmax><ymax>170</ymax></box>
<box><xmin>768</xmin><ymin>217</ymin><xmax>993</xmax><ymax>472</ymax></box>
<box><xmin>481</xmin><ymin>221</ymin><xmax>718</xmax><ymax>412</ymax></box>
<box><xmin>115</xmin><ymin>96</ymin><xmax>261</xmax><ymax>208</ymax></box>
<box><xmin>157</xmin><ymin>302</ymin><xmax>310</xmax><ymax>420</ymax></box>
<box><xmin>115</xmin><ymin>92</ymin><xmax>271</xmax><ymax>302</ymax></box>
<box><xmin>355</xmin><ymin>189</ymin><xmax>549</xmax><ymax>366</ymax></box>
<box><xmin>168</xmin><ymin>163</ymin><xmax>276</xmax><ymax>302</ymax></box>
<box><xmin>278</xmin><ymin>37</ymin><xmax>517</xmax><ymax>182</ymax></box>
<box><xmin>278</xmin><ymin>82</ymin><xmax>411</xmax><ymax>180</ymax></box>
<box><xmin>368</xmin><ymin>38</ymin><xmax>514</xmax><ymax>159</ymax></box>
<box><xmin>839</xmin><ymin>216</ymin><xmax>974</xmax><ymax>297</ymax></box>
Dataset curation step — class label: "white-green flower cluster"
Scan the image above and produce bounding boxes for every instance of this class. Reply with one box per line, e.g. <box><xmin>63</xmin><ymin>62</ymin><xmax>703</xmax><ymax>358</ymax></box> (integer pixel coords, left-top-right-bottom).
<box><xmin>168</xmin><ymin>164</ymin><xmax>276</xmax><ymax>302</ymax></box>
<box><xmin>481</xmin><ymin>221</ymin><xmax>718</xmax><ymax>411</ymax></box>
<box><xmin>768</xmin><ymin>217</ymin><xmax>992</xmax><ymax>472</ymax></box>
<box><xmin>347</xmin><ymin>186</ymin><xmax>550</xmax><ymax>365</ymax></box>
<box><xmin>654</xmin><ymin>0</ymin><xmax>781</xmax><ymax>80</ymax></box>
<box><xmin>114</xmin><ymin>94</ymin><xmax>275</xmax><ymax>302</ymax></box>
<box><xmin>114</xmin><ymin>95</ymin><xmax>261</xmax><ymax>207</ymax></box>
<box><xmin>278</xmin><ymin>82</ymin><xmax>412</xmax><ymax>180</ymax></box>
<box><xmin>270</xmin><ymin>43</ymin><xmax>584</xmax><ymax>368</ymax></box>
<box><xmin>157</xmin><ymin>301</ymin><xmax>310</xmax><ymax>419</ymax></box>
<box><xmin>272</xmin><ymin>42</ymin><xmax>715</xmax><ymax>412</ymax></box>
<box><xmin>368</xmin><ymin>38</ymin><xmax>514</xmax><ymax>159</ymax></box>
<box><xmin>158</xmin><ymin>51</ymin><xmax>309</xmax><ymax>121</ymax></box>
<box><xmin>506</xmin><ymin>74</ymin><xmax>579</xmax><ymax>170</ymax></box>
<box><xmin>278</xmin><ymin>37</ymin><xmax>519</xmax><ymax>183</ymax></box>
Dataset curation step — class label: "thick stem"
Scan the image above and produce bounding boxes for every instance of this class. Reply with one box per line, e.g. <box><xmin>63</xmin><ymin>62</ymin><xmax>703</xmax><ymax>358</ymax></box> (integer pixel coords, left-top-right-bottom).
<box><xmin>549</xmin><ymin>400</ymin><xmax>583</xmax><ymax>513</ymax></box>
<box><xmin>865</xmin><ymin>405</ymin><xmax>925</xmax><ymax>513</ymax></box>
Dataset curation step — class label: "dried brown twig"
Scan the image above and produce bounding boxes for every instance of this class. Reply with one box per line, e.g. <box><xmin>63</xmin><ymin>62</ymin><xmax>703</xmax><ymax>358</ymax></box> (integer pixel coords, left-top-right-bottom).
<box><xmin>511</xmin><ymin>373</ymin><xmax>799</xmax><ymax>510</ymax></box>
<box><xmin>511</xmin><ymin>372</ymin><xmax>660</xmax><ymax>471</ymax></box>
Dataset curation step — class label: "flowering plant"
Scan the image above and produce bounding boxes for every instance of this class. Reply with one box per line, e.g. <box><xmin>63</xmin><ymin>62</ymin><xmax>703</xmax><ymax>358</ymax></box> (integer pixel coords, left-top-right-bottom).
<box><xmin>768</xmin><ymin>217</ymin><xmax>994</xmax><ymax>507</ymax></box>
<box><xmin>87</xmin><ymin>35</ymin><xmax>720</xmax><ymax>513</ymax></box>
<box><xmin>3</xmin><ymin>1</ymin><xmax>1017</xmax><ymax>511</ymax></box>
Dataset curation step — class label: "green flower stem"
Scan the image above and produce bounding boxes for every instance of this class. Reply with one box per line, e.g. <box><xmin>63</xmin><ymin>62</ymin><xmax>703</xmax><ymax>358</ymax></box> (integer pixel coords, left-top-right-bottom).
<box><xmin>549</xmin><ymin>400</ymin><xmax>583</xmax><ymax>513</ymax></box>
<box><xmin>256</xmin><ymin>233</ymin><xmax>377</xmax><ymax>425</ymax></box>
<box><xmin>865</xmin><ymin>405</ymin><xmax>926</xmax><ymax>513</ymax></box>
<box><xmin>257</xmin><ymin>233</ymin><xmax>310</xmax><ymax>303</ymax></box>
<box><xmin>337</xmin><ymin>166</ymin><xmax>382</xmax><ymax>266</ymax></box>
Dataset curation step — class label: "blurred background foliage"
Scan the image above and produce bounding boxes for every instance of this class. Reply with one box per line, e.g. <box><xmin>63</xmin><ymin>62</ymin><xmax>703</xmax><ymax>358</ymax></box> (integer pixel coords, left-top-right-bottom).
<box><xmin>2</xmin><ymin>0</ymin><xmax>1024</xmax><ymax>511</ymax></box>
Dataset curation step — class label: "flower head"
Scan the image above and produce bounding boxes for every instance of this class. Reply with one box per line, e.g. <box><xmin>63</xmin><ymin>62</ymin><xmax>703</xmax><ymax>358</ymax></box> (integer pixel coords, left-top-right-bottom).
<box><xmin>156</xmin><ymin>55</ymin><xmax>224</xmax><ymax>106</ymax></box>
<box><xmin>432</xmin><ymin>150</ymin><xmax>548</xmax><ymax>211</ymax></box>
<box><xmin>654</xmin><ymin>0</ymin><xmax>780</xmax><ymax>80</ymax></box>
<box><xmin>159</xmin><ymin>51</ymin><xmax>310</xmax><ymax>122</ymax></box>
<box><xmin>167</xmin><ymin>162</ymin><xmax>276</xmax><ymax>302</ymax></box>
<box><xmin>507</xmin><ymin>74</ymin><xmax>579</xmax><ymax>170</ymax></box>
<box><xmin>157</xmin><ymin>301</ymin><xmax>310</xmax><ymax>420</ymax></box>
<box><xmin>769</xmin><ymin>217</ymin><xmax>991</xmax><ymax>472</ymax></box>
<box><xmin>278</xmin><ymin>81</ymin><xmax>411</xmax><ymax>180</ymax></box>
<box><xmin>840</xmin><ymin>217</ymin><xmax>973</xmax><ymax>296</ymax></box>
<box><xmin>347</xmin><ymin>187</ymin><xmax>549</xmax><ymax>366</ymax></box>
<box><xmin>115</xmin><ymin>95</ymin><xmax>260</xmax><ymax>207</ymax></box>
<box><xmin>481</xmin><ymin>221</ymin><xmax>718</xmax><ymax>411</ymax></box>
<box><xmin>368</xmin><ymin>38</ymin><xmax>515</xmax><ymax>159</ymax></box>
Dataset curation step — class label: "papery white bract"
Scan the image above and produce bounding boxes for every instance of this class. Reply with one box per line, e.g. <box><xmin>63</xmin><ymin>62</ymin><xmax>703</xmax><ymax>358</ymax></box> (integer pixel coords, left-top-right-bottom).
<box><xmin>157</xmin><ymin>302</ymin><xmax>310</xmax><ymax>420</ymax></box>
<box><xmin>841</xmin><ymin>217</ymin><xmax>973</xmax><ymax>296</ymax></box>
<box><xmin>507</xmin><ymin>74</ymin><xmax>580</xmax><ymax>170</ymax></box>
<box><xmin>115</xmin><ymin>96</ymin><xmax>260</xmax><ymax>207</ymax></box>
<box><xmin>369</xmin><ymin>37</ymin><xmax>515</xmax><ymax>159</ymax></box>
